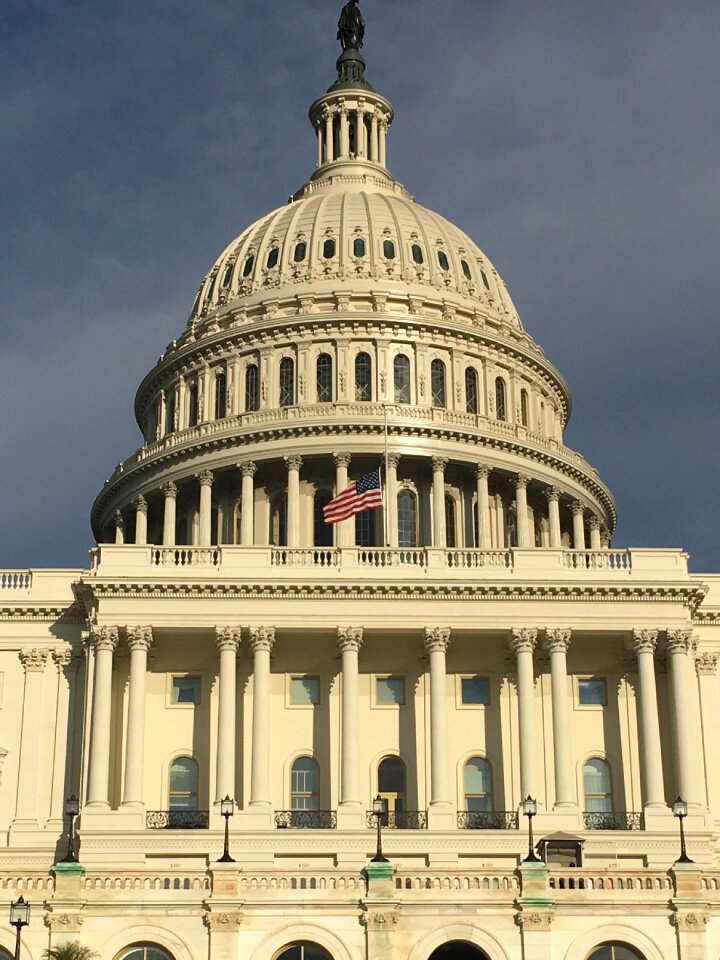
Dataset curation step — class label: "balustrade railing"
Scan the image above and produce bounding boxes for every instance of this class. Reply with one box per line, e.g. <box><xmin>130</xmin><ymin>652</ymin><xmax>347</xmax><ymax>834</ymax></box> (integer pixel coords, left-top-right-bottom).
<box><xmin>366</xmin><ymin>810</ymin><xmax>428</xmax><ymax>830</ymax></box>
<box><xmin>446</xmin><ymin>550</ymin><xmax>512</xmax><ymax>569</ymax></box>
<box><xmin>0</xmin><ymin>571</ymin><xmax>32</xmax><ymax>589</ymax></box>
<box><xmin>151</xmin><ymin>548</ymin><xmax>220</xmax><ymax>567</ymax></box>
<box><xmin>271</xmin><ymin>549</ymin><xmax>339</xmax><ymax>567</ymax></box>
<box><xmin>565</xmin><ymin>550</ymin><xmax>631</xmax><ymax>571</ymax></box>
<box><xmin>146</xmin><ymin>810</ymin><xmax>209</xmax><ymax>829</ymax></box>
<box><xmin>274</xmin><ymin>810</ymin><xmax>337</xmax><ymax>829</ymax></box>
<box><xmin>549</xmin><ymin>870</ymin><xmax>671</xmax><ymax>892</ymax></box>
<box><xmin>457</xmin><ymin>810</ymin><xmax>519</xmax><ymax>830</ymax></box>
<box><xmin>583</xmin><ymin>811</ymin><xmax>643</xmax><ymax>831</ymax></box>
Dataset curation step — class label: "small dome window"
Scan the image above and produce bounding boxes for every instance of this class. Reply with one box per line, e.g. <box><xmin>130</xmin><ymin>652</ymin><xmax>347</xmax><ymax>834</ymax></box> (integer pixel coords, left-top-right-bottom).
<box><xmin>481</xmin><ymin>269</ymin><xmax>491</xmax><ymax>290</ymax></box>
<box><xmin>266</xmin><ymin>247</ymin><xmax>279</xmax><ymax>269</ymax></box>
<box><xmin>437</xmin><ymin>250</ymin><xmax>450</xmax><ymax>272</ymax></box>
<box><xmin>294</xmin><ymin>242</ymin><xmax>307</xmax><ymax>263</ymax></box>
<box><xmin>411</xmin><ymin>244</ymin><xmax>424</xmax><ymax>265</ymax></box>
<box><xmin>461</xmin><ymin>259</ymin><xmax>472</xmax><ymax>281</ymax></box>
<box><xmin>221</xmin><ymin>263</ymin><xmax>234</xmax><ymax>288</ymax></box>
<box><xmin>353</xmin><ymin>237</ymin><xmax>366</xmax><ymax>258</ymax></box>
<box><xmin>242</xmin><ymin>255</ymin><xmax>255</xmax><ymax>278</ymax></box>
<box><xmin>383</xmin><ymin>239</ymin><xmax>396</xmax><ymax>260</ymax></box>
<box><xmin>323</xmin><ymin>238</ymin><xmax>336</xmax><ymax>259</ymax></box>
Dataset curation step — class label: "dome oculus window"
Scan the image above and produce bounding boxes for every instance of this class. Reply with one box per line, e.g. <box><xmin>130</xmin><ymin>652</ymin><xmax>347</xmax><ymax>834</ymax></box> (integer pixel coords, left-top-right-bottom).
<box><xmin>266</xmin><ymin>247</ymin><xmax>279</xmax><ymax>269</ymax></box>
<box><xmin>245</xmin><ymin>363</ymin><xmax>259</xmax><ymax>412</ymax></box>
<box><xmin>293</xmin><ymin>242</ymin><xmax>307</xmax><ymax>263</ymax></box>
<box><xmin>316</xmin><ymin>353</ymin><xmax>333</xmax><ymax>403</ymax></box>
<box><xmin>279</xmin><ymin>358</ymin><xmax>295</xmax><ymax>407</ymax></box>
<box><xmin>461</xmin><ymin>259</ymin><xmax>473</xmax><ymax>281</ymax></box>
<box><xmin>437</xmin><ymin>250</ymin><xmax>450</xmax><ymax>272</ymax></box>
<box><xmin>353</xmin><ymin>237</ymin><xmax>366</xmax><ymax>257</ymax></box>
<box><xmin>383</xmin><ymin>239</ymin><xmax>396</xmax><ymax>260</ymax></box>
<box><xmin>242</xmin><ymin>254</ymin><xmax>255</xmax><ymax>278</ymax></box>
<box><xmin>322</xmin><ymin>238</ymin><xmax>336</xmax><ymax>259</ymax></box>
<box><xmin>355</xmin><ymin>352</ymin><xmax>372</xmax><ymax>401</ymax></box>
<box><xmin>431</xmin><ymin>359</ymin><xmax>446</xmax><ymax>408</ymax></box>
<box><xmin>394</xmin><ymin>355</ymin><xmax>411</xmax><ymax>404</ymax></box>
<box><xmin>411</xmin><ymin>243</ymin><xmax>424</xmax><ymax>264</ymax></box>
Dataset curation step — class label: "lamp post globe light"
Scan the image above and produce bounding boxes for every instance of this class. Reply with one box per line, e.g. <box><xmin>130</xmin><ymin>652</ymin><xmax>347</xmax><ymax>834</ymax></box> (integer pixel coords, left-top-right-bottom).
<box><xmin>371</xmin><ymin>795</ymin><xmax>389</xmax><ymax>863</ymax></box>
<box><xmin>522</xmin><ymin>796</ymin><xmax>541</xmax><ymax>863</ymax></box>
<box><xmin>60</xmin><ymin>794</ymin><xmax>80</xmax><ymax>863</ymax></box>
<box><xmin>10</xmin><ymin>896</ymin><xmax>30</xmax><ymax>960</ymax></box>
<box><xmin>217</xmin><ymin>795</ymin><xmax>236</xmax><ymax>863</ymax></box>
<box><xmin>673</xmin><ymin>797</ymin><xmax>693</xmax><ymax>864</ymax></box>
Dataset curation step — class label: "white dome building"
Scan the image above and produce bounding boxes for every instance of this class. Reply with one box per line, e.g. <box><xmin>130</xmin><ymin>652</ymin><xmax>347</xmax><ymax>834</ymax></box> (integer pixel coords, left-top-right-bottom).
<box><xmin>1</xmin><ymin>9</ymin><xmax>719</xmax><ymax>960</ymax></box>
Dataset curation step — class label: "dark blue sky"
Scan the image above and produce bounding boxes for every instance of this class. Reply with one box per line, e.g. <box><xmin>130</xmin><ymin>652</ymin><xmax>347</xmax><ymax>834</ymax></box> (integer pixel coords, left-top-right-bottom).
<box><xmin>2</xmin><ymin>0</ymin><xmax>719</xmax><ymax>571</ymax></box>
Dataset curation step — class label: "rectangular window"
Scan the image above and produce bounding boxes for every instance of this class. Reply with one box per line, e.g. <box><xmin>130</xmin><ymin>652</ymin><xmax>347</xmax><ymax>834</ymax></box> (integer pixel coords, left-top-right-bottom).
<box><xmin>376</xmin><ymin>676</ymin><xmax>405</xmax><ymax>706</ymax></box>
<box><xmin>290</xmin><ymin>676</ymin><xmax>320</xmax><ymax>705</ymax></box>
<box><xmin>461</xmin><ymin>676</ymin><xmax>490</xmax><ymax>705</ymax></box>
<box><xmin>171</xmin><ymin>676</ymin><xmax>201</xmax><ymax>705</ymax></box>
<box><xmin>578</xmin><ymin>677</ymin><xmax>607</xmax><ymax>706</ymax></box>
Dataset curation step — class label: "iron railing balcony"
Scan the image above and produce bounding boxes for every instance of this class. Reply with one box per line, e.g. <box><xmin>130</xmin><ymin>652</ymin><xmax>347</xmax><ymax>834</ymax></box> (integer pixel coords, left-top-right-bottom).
<box><xmin>146</xmin><ymin>810</ymin><xmax>209</xmax><ymax>829</ymax></box>
<box><xmin>365</xmin><ymin>810</ymin><xmax>428</xmax><ymax>830</ymax></box>
<box><xmin>274</xmin><ymin>810</ymin><xmax>337</xmax><ymax>829</ymax></box>
<box><xmin>457</xmin><ymin>810</ymin><xmax>519</xmax><ymax>830</ymax></box>
<box><xmin>583</xmin><ymin>811</ymin><xmax>644</xmax><ymax>831</ymax></box>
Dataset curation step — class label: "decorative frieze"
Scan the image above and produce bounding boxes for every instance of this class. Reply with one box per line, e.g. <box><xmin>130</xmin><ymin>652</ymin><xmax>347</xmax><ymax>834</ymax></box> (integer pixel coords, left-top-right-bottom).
<box><xmin>203</xmin><ymin>911</ymin><xmax>243</xmax><ymax>931</ymax></box>
<box><xmin>671</xmin><ymin>910</ymin><xmax>709</xmax><ymax>931</ymax></box>
<box><xmin>517</xmin><ymin>909</ymin><xmax>554</xmax><ymax>930</ymax></box>
<box><xmin>360</xmin><ymin>909</ymin><xmax>400</xmax><ymax>930</ymax></box>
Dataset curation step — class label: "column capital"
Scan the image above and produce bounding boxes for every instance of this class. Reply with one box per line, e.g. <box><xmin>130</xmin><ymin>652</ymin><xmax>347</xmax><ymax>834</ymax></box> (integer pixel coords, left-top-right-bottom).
<box><xmin>588</xmin><ymin>515</ymin><xmax>602</xmax><ymax>531</ymax></box>
<box><xmin>632</xmin><ymin>628</ymin><xmax>659</xmax><ymax>655</ymax></box>
<box><xmin>216</xmin><ymin>626</ymin><xmax>241</xmax><ymax>652</ymax></box>
<box><xmin>570</xmin><ymin>500</ymin><xmax>585</xmax><ymax>517</ymax></box>
<box><xmin>249</xmin><ymin>626</ymin><xmax>276</xmax><ymax>653</ymax></box>
<box><xmin>51</xmin><ymin>647</ymin><xmax>72</xmax><ymax>672</ymax></box>
<box><xmin>133</xmin><ymin>494</ymin><xmax>148</xmax><ymax>513</ymax></box>
<box><xmin>544</xmin><ymin>628</ymin><xmax>572</xmax><ymax>653</ymax></box>
<box><xmin>431</xmin><ymin>457</ymin><xmax>449</xmax><ymax>473</ymax></box>
<box><xmin>544</xmin><ymin>485</ymin><xmax>561</xmax><ymax>503</ymax></box>
<box><xmin>162</xmin><ymin>481</ymin><xmax>178</xmax><ymax>500</ymax></box>
<box><xmin>666</xmin><ymin>628</ymin><xmax>694</xmax><ymax>655</ymax></box>
<box><xmin>19</xmin><ymin>648</ymin><xmax>49</xmax><ymax>673</ymax></box>
<box><xmin>239</xmin><ymin>460</ymin><xmax>258</xmax><ymax>478</ymax></box>
<box><xmin>284</xmin><ymin>455</ymin><xmax>304</xmax><ymax>472</ymax></box>
<box><xmin>696</xmin><ymin>652</ymin><xmax>719</xmax><ymax>676</ymax></box>
<box><xmin>197</xmin><ymin>469</ymin><xmax>214</xmax><ymax>488</ymax></box>
<box><xmin>513</xmin><ymin>474</ymin><xmax>530</xmax><ymax>490</ymax></box>
<box><xmin>114</xmin><ymin>510</ymin><xmax>124</xmax><ymax>529</ymax></box>
<box><xmin>510</xmin><ymin>627</ymin><xmax>538</xmax><ymax>654</ymax></box>
<box><xmin>126</xmin><ymin>625</ymin><xmax>153</xmax><ymax>652</ymax></box>
<box><xmin>475</xmin><ymin>463</ymin><xmax>491</xmax><ymax>481</ymax></box>
<box><xmin>333</xmin><ymin>451</ymin><xmax>352</xmax><ymax>469</ymax></box>
<box><xmin>338</xmin><ymin>626</ymin><xmax>363</xmax><ymax>653</ymax></box>
<box><xmin>386</xmin><ymin>453</ymin><xmax>401</xmax><ymax>470</ymax></box>
<box><xmin>90</xmin><ymin>625</ymin><xmax>119</xmax><ymax>652</ymax></box>
<box><xmin>424</xmin><ymin>627</ymin><xmax>451</xmax><ymax>653</ymax></box>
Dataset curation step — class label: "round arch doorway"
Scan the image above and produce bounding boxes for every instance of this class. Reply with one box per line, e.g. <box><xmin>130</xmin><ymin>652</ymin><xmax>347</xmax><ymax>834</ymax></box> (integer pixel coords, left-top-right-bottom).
<box><xmin>428</xmin><ymin>943</ymin><xmax>491</xmax><ymax>960</ymax></box>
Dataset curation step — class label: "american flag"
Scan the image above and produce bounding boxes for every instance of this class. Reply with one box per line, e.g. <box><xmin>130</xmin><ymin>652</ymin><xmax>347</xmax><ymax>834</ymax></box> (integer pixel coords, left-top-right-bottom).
<box><xmin>323</xmin><ymin>467</ymin><xmax>384</xmax><ymax>525</ymax></box>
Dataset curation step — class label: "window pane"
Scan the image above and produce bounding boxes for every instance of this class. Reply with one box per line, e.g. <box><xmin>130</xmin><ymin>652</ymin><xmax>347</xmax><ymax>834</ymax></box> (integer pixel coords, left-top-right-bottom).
<box><xmin>267</xmin><ymin>247</ymin><xmax>279</xmax><ymax>269</ymax></box>
<box><xmin>461</xmin><ymin>677</ymin><xmax>489</xmax><ymax>705</ymax></box>
<box><xmin>172</xmin><ymin>676</ymin><xmax>200</xmax><ymax>704</ymax></box>
<box><xmin>243</xmin><ymin>255</ymin><xmax>255</xmax><ymax>277</ymax></box>
<box><xmin>314</xmin><ymin>492</ymin><xmax>333</xmax><ymax>546</ymax></box>
<box><xmin>356</xmin><ymin>509</ymin><xmax>376</xmax><ymax>546</ymax></box>
<box><xmin>245</xmin><ymin>364</ymin><xmax>259</xmax><ymax>412</ymax></box>
<box><xmin>215</xmin><ymin>374</ymin><xmax>227</xmax><ymax>419</ymax></box>
<box><xmin>294</xmin><ymin>242</ymin><xmax>307</xmax><ymax>263</ymax></box>
<box><xmin>411</xmin><ymin>244</ymin><xmax>424</xmax><ymax>264</ymax></box>
<box><xmin>378</xmin><ymin>756</ymin><xmax>406</xmax><ymax>792</ymax></box>
<box><xmin>316</xmin><ymin>354</ymin><xmax>332</xmax><ymax>403</ymax></box>
<box><xmin>465</xmin><ymin>367</ymin><xmax>478</xmax><ymax>414</ymax></box>
<box><xmin>221</xmin><ymin>263</ymin><xmax>234</xmax><ymax>288</ymax></box>
<box><xmin>431</xmin><ymin>359</ymin><xmax>446</xmax><ymax>407</ymax></box>
<box><xmin>383</xmin><ymin>239</ymin><xmax>395</xmax><ymax>259</ymax></box>
<box><xmin>521</xmin><ymin>389</ymin><xmax>529</xmax><ymax>427</ymax></box>
<box><xmin>323</xmin><ymin>238</ymin><xmax>336</xmax><ymax>259</ymax></box>
<box><xmin>376</xmin><ymin>677</ymin><xmax>405</xmax><ymax>705</ymax></box>
<box><xmin>438</xmin><ymin>250</ymin><xmax>450</xmax><ymax>272</ymax></box>
<box><xmin>579</xmin><ymin>678</ymin><xmax>607</xmax><ymax>705</ymax></box>
<box><xmin>495</xmin><ymin>377</ymin><xmax>506</xmax><ymax>421</ymax></box>
<box><xmin>464</xmin><ymin>757</ymin><xmax>492</xmax><ymax>795</ymax></box>
<box><xmin>445</xmin><ymin>495</ymin><xmax>456</xmax><ymax>548</ymax></box>
<box><xmin>353</xmin><ymin>237</ymin><xmax>366</xmax><ymax>257</ymax></box>
<box><xmin>461</xmin><ymin>259</ymin><xmax>472</xmax><ymax>281</ymax></box>
<box><xmin>188</xmin><ymin>385</ymin><xmax>199</xmax><ymax>427</ymax></box>
<box><xmin>355</xmin><ymin>352</ymin><xmax>372</xmax><ymax>401</ymax></box>
<box><xmin>397</xmin><ymin>490</ymin><xmax>417</xmax><ymax>547</ymax></box>
<box><xmin>481</xmin><ymin>269</ymin><xmax>491</xmax><ymax>290</ymax></box>
<box><xmin>394</xmin><ymin>355</ymin><xmax>411</xmax><ymax>404</ymax></box>
<box><xmin>273</xmin><ymin>496</ymin><xmax>288</xmax><ymax>546</ymax></box>
<box><xmin>291</xmin><ymin>677</ymin><xmax>319</xmax><ymax>705</ymax></box>
<box><xmin>280</xmin><ymin>359</ymin><xmax>295</xmax><ymax>406</ymax></box>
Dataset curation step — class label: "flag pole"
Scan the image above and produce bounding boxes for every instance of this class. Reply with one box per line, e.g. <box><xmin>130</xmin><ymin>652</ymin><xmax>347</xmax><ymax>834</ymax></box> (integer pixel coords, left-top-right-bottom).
<box><xmin>383</xmin><ymin>403</ymin><xmax>390</xmax><ymax>549</ymax></box>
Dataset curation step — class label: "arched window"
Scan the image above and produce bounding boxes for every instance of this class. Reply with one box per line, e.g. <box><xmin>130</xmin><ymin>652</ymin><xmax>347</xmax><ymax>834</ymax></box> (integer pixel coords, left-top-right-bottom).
<box><xmin>495</xmin><ymin>377</ymin><xmax>507</xmax><ymax>421</ymax></box>
<box><xmin>431</xmin><ymin>359</ymin><xmax>446</xmax><ymax>408</ymax></box>
<box><xmin>245</xmin><ymin>363</ymin><xmax>259</xmax><ymax>412</ymax></box>
<box><xmin>291</xmin><ymin>756</ymin><xmax>319</xmax><ymax>810</ymax></box>
<box><xmin>272</xmin><ymin>495</ymin><xmax>288</xmax><ymax>546</ymax></box>
<box><xmin>118</xmin><ymin>945</ymin><xmax>176</xmax><ymax>960</ymax></box>
<box><xmin>188</xmin><ymin>383</ymin><xmax>199</xmax><ymax>427</ymax></box>
<box><xmin>279</xmin><ymin>358</ymin><xmax>295</xmax><ymax>407</ymax></box>
<box><xmin>394</xmin><ymin>355</ymin><xmax>411</xmax><ymax>404</ymax></box>
<box><xmin>461</xmin><ymin>259</ymin><xmax>473</xmax><ymax>281</ymax></box>
<box><xmin>583</xmin><ymin>758</ymin><xmax>613</xmax><ymax>813</ymax></box>
<box><xmin>355</xmin><ymin>352</ymin><xmax>372</xmax><ymax>401</ymax></box>
<box><xmin>587</xmin><ymin>946</ymin><xmax>646</xmax><ymax>960</ymax></box>
<box><xmin>0</xmin><ymin>949</ymin><xmax>14</xmax><ymax>960</ymax></box>
<box><xmin>275</xmin><ymin>944</ymin><xmax>333</xmax><ymax>960</ymax></box>
<box><xmin>437</xmin><ymin>250</ymin><xmax>450</xmax><ymax>272</ymax></box>
<box><xmin>353</xmin><ymin>237</ymin><xmax>366</xmax><ymax>257</ymax></box>
<box><xmin>397</xmin><ymin>490</ymin><xmax>417</xmax><ymax>548</ymax></box>
<box><xmin>445</xmin><ymin>494</ymin><xmax>457</xmax><ymax>548</ymax></box>
<box><xmin>411</xmin><ymin>243</ymin><xmax>424</xmax><ymax>264</ymax></box>
<box><xmin>215</xmin><ymin>372</ymin><xmax>227</xmax><ymax>419</ymax></box>
<box><xmin>314</xmin><ymin>491</ymin><xmax>333</xmax><ymax>546</ymax></box>
<box><xmin>316</xmin><ymin>353</ymin><xmax>333</xmax><ymax>403</ymax></box>
<box><xmin>294</xmin><ymin>242</ymin><xmax>307</xmax><ymax>263</ymax></box>
<box><xmin>165</xmin><ymin>390</ymin><xmax>176</xmax><ymax>435</ymax></box>
<box><xmin>266</xmin><ymin>247</ymin><xmax>279</xmax><ymax>269</ymax></box>
<box><xmin>169</xmin><ymin>757</ymin><xmax>198</xmax><ymax>811</ymax></box>
<box><xmin>242</xmin><ymin>254</ymin><xmax>255</xmax><ymax>277</ymax></box>
<box><xmin>378</xmin><ymin>756</ymin><xmax>406</xmax><ymax>817</ymax></box>
<box><xmin>465</xmin><ymin>367</ymin><xmax>479</xmax><ymax>414</ymax></box>
<box><xmin>322</xmin><ymin>238</ymin><xmax>336</xmax><ymax>259</ymax></box>
<box><xmin>520</xmin><ymin>388</ymin><xmax>529</xmax><ymax>427</ymax></box>
<box><xmin>464</xmin><ymin>757</ymin><xmax>493</xmax><ymax>812</ymax></box>
<box><xmin>383</xmin><ymin>239</ymin><xmax>396</xmax><ymax>259</ymax></box>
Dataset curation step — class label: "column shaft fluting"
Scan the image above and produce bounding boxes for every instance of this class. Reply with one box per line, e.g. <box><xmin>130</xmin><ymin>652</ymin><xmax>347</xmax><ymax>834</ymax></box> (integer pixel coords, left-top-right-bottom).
<box><xmin>250</xmin><ymin>628</ymin><xmax>275</xmax><ymax>805</ymax></box>
<box><xmin>632</xmin><ymin>630</ymin><xmax>666</xmax><ymax>807</ymax></box>
<box><xmin>122</xmin><ymin>627</ymin><xmax>152</xmax><ymax>806</ymax></box>
<box><xmin>432</xmin><ymin>458</ymin><xmax>448</xmax><ymax>548</ymax></box>
<box><xmin>426</xmin><ymin>628</ymin><xmax>451</xmax><ymax>805</ymax></box>
<box><xmin>511</xmin><ymin>628</ymin><xmax>538</xmax><ymax>801</ymax></box>
<box><xmin>86</xmin><ymin>628</ymin><xmax>118</xmax><ymax>806</ymax></box>
<box><xmin>215</xmin><ymin>628</ymin><xmax>240</xmax><ymax>802</ymax></box>
<box><xmin>338</xmin><ymin>628</ymin><xmax>363</xmax><ymax>805</ymax></box>
<box><xmin>546</xmin><ymin>630</ymin><xmax>575</xmax><ymax>807</ymax></box>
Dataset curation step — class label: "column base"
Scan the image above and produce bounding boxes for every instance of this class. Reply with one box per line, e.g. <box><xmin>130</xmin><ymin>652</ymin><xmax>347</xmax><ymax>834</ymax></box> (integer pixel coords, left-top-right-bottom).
<box><xmin>427</xmin><ymin>803</ymin><xmax>455</xmax><ymax>831</ymax></box>
<box><xmin>8</xmin><ymin>819</ymin><xmax>42</xmax><ymax>846</ymax></box>
<box><xmin>79</xmin><ymin>807</ymin><xmax>146</xmax><ymax>831</ymax></box>
<box><xmin>235</xmin><ymin>808</ymin><xmax>275</xmax><ymax>830</ymax></box>
<box><xmin>336</xmin><ymin>804</ymin><xmax>366</xmax><ymax>830</ymax></box>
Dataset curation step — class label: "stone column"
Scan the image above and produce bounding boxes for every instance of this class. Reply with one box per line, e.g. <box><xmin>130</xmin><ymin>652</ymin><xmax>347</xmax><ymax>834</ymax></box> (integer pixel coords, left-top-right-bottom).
<box><xmin>339</xmin><ymin>108</ymin><xmax>350</xmax><ymax>157</ymax></box>
<box><xmin>589</xmin><ymin>516</ymin><xmax>602</xmax><ymax>549</ymax></box>
<box><xmin>338</xmin><ymin>627</ymin><xmax>363</xmax><ymax>807</ymax></box>
<box><xmin>316</xmin><ymin>122</ymin><xmax>323</xmax><ymax>167</ymax></box>
<box><xmin>122</xmin><ymin>626</ymin><xmax>153</xmax><ymax>806</ymax></box>
<box><xmin>324</xmin><ymin>109</ymin><xmax>334</xmax><ymax>163</ymax></box>
<box><xmin>379</xmin><ymin>121</ymin><xmax>387</xmax><ymax>167</ymax></box>
<box><xmin>513</xmin><ymin>475</ymin><xmax>530</xmax><ymax>547</ymax></box>
<box><xmin>431</xmin><ymin>457</ymin><xmax>448</xmax><ymax>548</ymax></box>
<box><xmin>425</xmin><ymin>628</ymin><xmax>452</xmax><ymax>806</ymax></box>
<box><xmin>215</xmin><ymin>627</ymin><xmax>241</xmax><ymax>802</ymax></box>
<box><xmin>510</xmin><ymin>628</ymin><xmax>538</xmax><ymax>801</ymax></box>
<box><xmin>386</xmin><ymin>454</ymin><xmax>400</xmax><ymax>548</ymax></box>
<box><xmin>545</xmin><ymin>487</ymin><xmax>562</xmax><ymax>548</ymax></box>
<box><xmin>14</xmin><ymin>649</ymin><xmax>49</xmax><ymax>824</ymax></box>
<box><xmin>476</xmin><ymin>465</ymin><xmax>492</xmax><ymax>548</ymax></box>
<box><xmin>87</xmin><ymin>627</ymin><xmax>119</xmax><ymax>806</ymax></box>
<box><xmin>158</xmin><ymin>389</ymin><xmax>167</xmax><ymax>437</ymax></box>
<box><xmin>632</xmin><ymin>629</ymin><xmax>666</xmax><ymax>808</ymax></box>
<box><xmin>48</xmin><ymin>649</ymin><xmax>72</xmax><ymax>826</ymax></box>
<box><xmin>545</xmin><ymin>629</ymin><xmax>575</xmax><ymax>808</ymax></box>
<box><xmin>370</xmin><ymin>112</ymin><xmax>379</xmax><ymax>161</ymax></box>
<box><xmin>285</xmin><ymin>456</ymin><xmax>303</xmax><ymax>547</ymax></box>
<box><xmin>239</xmin><ymin>461</ymin><xmax>257</xmax><ymax>545</ymax></box>
<box><xmin>197</xmin><ymin>470</ymin><xmax>214</xmax><ymax>546</ymax></box>
<box><xmin>571</xmin><ymin>501</ymin><xmax>585</xmax><ymax>549</ymax></box>
<box><xmin>114</xmin><ymin>510</ymin><xmax>125</xmax><ymax>545</ymax></box>
<box><xmin>249</xmin><ymin>627</ymin><xmax>275</xmax><ymax>806</ymax></box>
<box><xmin>667</xmin><ymin>629</ymin><xmax>703</xmax><ymax>806</ymax></box>
<box><xmin>356</xmin><ymin>107</ymin><xmax>365</xmax><ymax>157</ymax></box>
<box><xmin>333</xmin><ymin>452</ymin><xmax>353</xmax><ymax>546</ymax></box>
<box><xmin>134</xmin><ymin>495</ymin><xmax>148</xmax><ymax>545</ymax></box>
<box><xmin>162</xmin><ymin>482</ymin><xmax>178</xmax><ymax>546</ymax></box>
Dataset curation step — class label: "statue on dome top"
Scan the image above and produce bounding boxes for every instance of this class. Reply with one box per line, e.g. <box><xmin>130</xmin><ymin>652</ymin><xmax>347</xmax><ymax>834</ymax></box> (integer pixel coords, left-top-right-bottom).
<box><xmin>338</xmin><ymin>0</ymin><xmax>365</xmax><ymax>51</ymax></box>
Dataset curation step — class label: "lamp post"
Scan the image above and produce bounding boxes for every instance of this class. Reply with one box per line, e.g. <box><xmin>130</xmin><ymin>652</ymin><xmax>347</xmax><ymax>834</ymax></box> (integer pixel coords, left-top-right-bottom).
<box><xmin>673</xmin><ymin>797</ymin><xmax>693</xmax><ymax>864</ymax></box>
<box><xmin>522</xmin><ymin>795</ymin><xmax>541</xmax><ymax>863</ymax></box>
<box><xmin>60</xmin><ymin>794</ymin><xmax>80</xmax><ymax>863</ymax></box>
<box><xmin>370</xmin><ymin>795</ymin><xmax>389</xmax><ymax>863</ymax></box>
<box><xmin>217</xmin><ymin>796</ymin><xmax>236</xmax><ymax>863</ymax></box>
<box><xmin>10</xmin><ymin>896</ymin><xmax>30</xmax><ymax>960</ymax></box>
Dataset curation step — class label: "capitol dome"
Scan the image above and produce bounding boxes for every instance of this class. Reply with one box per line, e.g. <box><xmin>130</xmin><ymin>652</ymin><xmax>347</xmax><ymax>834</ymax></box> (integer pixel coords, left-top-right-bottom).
<box><xmin>92</xmin><ymin>38</ymin><xmax>616</xmax><ymax>550</ymax></box>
